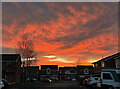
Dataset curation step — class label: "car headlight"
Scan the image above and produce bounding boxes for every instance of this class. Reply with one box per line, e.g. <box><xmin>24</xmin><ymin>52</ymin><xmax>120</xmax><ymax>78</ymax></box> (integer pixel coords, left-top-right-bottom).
<box><xmin>49</xmin><ymin>80</ymin><xmax>52</xmax><ymax>82</ymax></box>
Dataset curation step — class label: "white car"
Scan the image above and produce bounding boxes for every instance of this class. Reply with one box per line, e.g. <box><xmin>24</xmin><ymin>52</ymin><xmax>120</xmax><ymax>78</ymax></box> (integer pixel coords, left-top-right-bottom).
<box><xmin>0</xmin><ymin>80</ymin><xmax>4</xmax><ymax>89</ymax></box>
<box><xmin>83</xmin><ymin>77</ymin><xmax>99</xmax><ymax>87</ymax></box>
<box><xmin>97</xmin><ymin>69</ymin><xmax>120</xmax><ymax>89</ymax></box>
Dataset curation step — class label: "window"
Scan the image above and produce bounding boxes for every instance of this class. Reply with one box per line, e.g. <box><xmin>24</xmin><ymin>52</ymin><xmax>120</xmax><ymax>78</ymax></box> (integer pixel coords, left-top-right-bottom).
<box><xmin>84</xmin><ymin>68</ymin><xmax>89</xmax><ymax>74</ymax></box>
<box><xmin>101</xmin><ymin>62</ymin><xmax>105</xmax><ymax>68</ymax></box>
<box><xmin>65</xmin><ymin>70</ymin><xmax>70</xmax><ymax>74</ymax></box>
<box><xmin>46</xmin><ymin>68</ymin><xmax>51</xmax><ymax>74</ymax></box>
<box><xmin>95</xmin><ymin>63</ymin><xmax>98</xmax><ymax>68</ymax></box>
<box><xmin>95</xmin><ymin>78</ymin><xmax>98</xmax><ymax>80</ymax></box>
<box><xmin>70</xmin><ymin>70</ymin><xmax>76</xmax><ymax>74</ymax></box>
<box><xmin>47</xmin><ymin>70</ymin><xmax>50</xmax><ymax>73</ymax></box>
<box><xmin>60</xmin><ymin>70</ymin><xmax>65</xmax><ymax>74</ymax></box>
<box><xmin>103</xmin><ymin>73</ymin><xmax>112</xmax><ymax>80</ymax></box>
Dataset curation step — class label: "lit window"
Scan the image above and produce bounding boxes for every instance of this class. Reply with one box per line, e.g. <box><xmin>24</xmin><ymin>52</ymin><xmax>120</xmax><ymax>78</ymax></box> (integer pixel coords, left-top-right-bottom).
<box><xmin>101</xmin><ymin>62</ymin><xmax>105</xmax><ymax>68</ymax></box>
<box><xmin>95</xmin><ymin>63</ymin><xmax>98</xmax><ymax>68</ymax></box>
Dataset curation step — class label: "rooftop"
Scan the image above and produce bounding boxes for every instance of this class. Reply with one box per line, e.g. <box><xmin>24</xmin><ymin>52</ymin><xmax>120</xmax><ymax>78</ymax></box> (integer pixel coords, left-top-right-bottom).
<box><xmin>0</xmin><ymin>54</ymin><xmax>21</xmax><ymax>62</ymax></box>
<box><xmin>41</xmin><ymin>65</ymin><xmax>58</xmax><ymax>70</ymax></box>
<box><xmin>92</xmin><ymin>52</ymin><xmax>120</xmax><ymax>64</ymax></box>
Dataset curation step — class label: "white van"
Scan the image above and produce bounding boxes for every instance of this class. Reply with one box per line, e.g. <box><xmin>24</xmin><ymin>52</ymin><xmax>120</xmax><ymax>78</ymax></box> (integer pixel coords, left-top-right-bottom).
<box><xmin>97</xmin><ymin>69</ymin><xmax>120</xmax><ymax>89</ymax></box>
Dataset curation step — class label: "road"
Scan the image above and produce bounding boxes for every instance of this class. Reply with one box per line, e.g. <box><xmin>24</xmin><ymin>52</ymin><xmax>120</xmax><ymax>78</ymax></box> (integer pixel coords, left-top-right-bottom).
<box><xmin>42</xmin><ymin>81</ymin><xmax>89</xmax><ymax>89</ymax></box>
<box><xmin>10</xmin><ymin>81</ymin><xmax>89</xmax><ymax>89</ymax></box>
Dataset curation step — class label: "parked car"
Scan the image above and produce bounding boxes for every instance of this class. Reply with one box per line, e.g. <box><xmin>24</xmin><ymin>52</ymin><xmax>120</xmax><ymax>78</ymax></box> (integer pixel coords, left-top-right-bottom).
<box><xmin>79</xmin><ymin>75</ymin><xmax>92</xmax><ymax>85</ymax></box>
<box><xmin>50</xmin><ymin>77</ymin><xmax>58</xmax><ymax>81</ymax></box>
<box><xmin>72</xmin><ymin>78</ymin><xmax>76</xmax><ymax>81</ymax></box>
<box><xmin>83</xmin><ymin>77</ymin><xmax>99</xmax><ymax>88</ymax></box>
<box><xmin>40</xmin><ymin>78</ymin><xmax>53</xmax><ymax>83</ymax></box>
<box><xmin>2</xmin><ymin>79</ymin><xmax>9</xmax><ymax>89</ymax></box>
<box><xmin>0</xmin><ymin>80</ymin><xmax>4</xmax><ymax>89</ymax></box>
<box><xmin>97</xmin><ymin>69</ymin><xmax>120</xmax><ymax>89</ymax></box>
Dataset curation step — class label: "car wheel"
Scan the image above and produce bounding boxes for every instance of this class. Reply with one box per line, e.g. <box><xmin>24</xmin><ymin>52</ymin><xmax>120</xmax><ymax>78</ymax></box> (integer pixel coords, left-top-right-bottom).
<box><xmin>108</xmin><ymin>86</ymin><xmax>114</xmax><ymax>89</ymax></box>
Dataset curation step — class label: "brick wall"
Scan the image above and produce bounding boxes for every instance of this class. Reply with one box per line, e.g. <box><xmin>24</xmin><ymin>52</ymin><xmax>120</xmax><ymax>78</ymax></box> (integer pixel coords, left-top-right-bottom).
<box><xmin>2</xmin><ymin>58</ymin><xmax>21</xmax><ymax>83</ymax></box>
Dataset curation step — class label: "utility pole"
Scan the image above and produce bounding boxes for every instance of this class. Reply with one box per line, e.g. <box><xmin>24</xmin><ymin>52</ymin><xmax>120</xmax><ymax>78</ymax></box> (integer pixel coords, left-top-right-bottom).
<box><xmin>28</xmin><ymin>58</ymin><xmax>30</xmax><ymax>82</ymax></box>
<box><xmin>77</xmin><ymin>58</ymin><xmax>80</xmax><ymax>65</ymax></box>
<box><xmin>23</xmin><ymin>59</ymin><xmax>25</xmax><ymax>84</ymax></box>
<box><xmin>26</xmin><ymin>55</ymin><xmax>28</xmax><ymax>83</ymax></box>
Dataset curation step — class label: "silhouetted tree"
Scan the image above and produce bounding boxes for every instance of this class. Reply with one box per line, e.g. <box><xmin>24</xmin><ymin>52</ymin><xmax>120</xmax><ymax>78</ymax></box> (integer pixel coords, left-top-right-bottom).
<box><xmin>17</xmin><ymin>33</ymin><xmax>36</xmax><ymax>82</ymax></box>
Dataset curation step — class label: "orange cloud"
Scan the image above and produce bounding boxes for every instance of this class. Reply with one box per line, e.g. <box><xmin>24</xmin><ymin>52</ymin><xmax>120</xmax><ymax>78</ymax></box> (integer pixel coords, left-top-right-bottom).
<box><xmin>2</xmin><ymin>2</ymin><xmax>118</xmax><ymax>67</ymax></box>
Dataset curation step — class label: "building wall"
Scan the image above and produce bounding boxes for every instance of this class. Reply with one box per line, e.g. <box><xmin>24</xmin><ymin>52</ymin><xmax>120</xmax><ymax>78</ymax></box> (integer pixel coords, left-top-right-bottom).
<box><xmin>15</xmin><ymin>58</ymin><xmax>21</xmax><ymax>83</ymax></box>
<box><xmin>105</xmin><ymin>58</ymin><xmax>116</xmax><ymax>68</ymax></box>
<box><xmin>21</xmin><ymin>66</ymin><xmax>39</xmax><ymax>81</ymax></box>
<box><xmin>40</xmin><ymin>68</ymin><xmax>58</xmax><ymax>80</ymax></box>
<box><xmin>93</xmin><ymin>62</ymin><xmax>102</xmax><ymax>73</ymax></box>
<box><xmin>2</xmin><ymin>58</ymin><xmax>21</xmax><ymax>83</ymax></box>
<box><xmin>59</xmin><ymin>68</ymin><xmax>77</xmax><ymax>80</ymax></box>
<box><xmin>2</xmin><ymin>62</ymin><xmax>16</xmax><ymax>83</ymax></box>
<box><xmin>93</xmin><ymin>58</ymin><xmax>116</xmax><ymax>73</ymax></box>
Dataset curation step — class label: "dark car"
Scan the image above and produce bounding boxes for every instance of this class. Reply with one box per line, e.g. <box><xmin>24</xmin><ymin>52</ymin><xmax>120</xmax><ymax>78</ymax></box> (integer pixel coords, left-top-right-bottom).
<box><xmin>2</xmin><ymin>79</ymin><xmax>9</xmax><ymax>89</ymax></box>
<box><xmin>40</xmin><ymin>78</ymin><xmax>52</xmax><ymax>83</ymax></box>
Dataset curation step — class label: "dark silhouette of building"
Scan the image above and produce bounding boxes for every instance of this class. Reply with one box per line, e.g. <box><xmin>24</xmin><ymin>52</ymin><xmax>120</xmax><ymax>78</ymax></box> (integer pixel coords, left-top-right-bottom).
<box><xmin>92</xmin><ymin>53</ymin><xmax>120</xmax><ymax>73</ymax></box>
<box><xmin>114</xmin><ymin>53</ymin><xmax>120</xmax><ymax>69</ymax></box>
<box><xmin>77</xmin><ymin>65</ymin><xmax>94</xmax><ymax>77</ymax></box>
<box><xmin>77</xmin><ymin>65</ymin><xmax>94</xmax><ymax>85</ymax></box>
<box><xmin>59</xmin><ymin>67</ymin><xmax>77</xmax><ymax>81</ymax></box>
<box><xmin>40</xmin><ymin>65</ymin><xmax>58</xmax><ymax>80</ymax></box>
<box><xmin>21</xmin><ymin>66</ymin><xmax>39</xmax><ymax>82</ymax></box>
<box><xmin>1</xmin><ymin>54</ymin><xmax>21</xmax><ymax>83</ymax></box>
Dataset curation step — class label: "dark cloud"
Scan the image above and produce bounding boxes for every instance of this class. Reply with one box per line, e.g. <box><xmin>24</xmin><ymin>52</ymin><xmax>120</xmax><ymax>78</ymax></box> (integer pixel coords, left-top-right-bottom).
<box><xmin>2</xmin><ymin>46</ymin><xmax>17</xmax><ymax>53</ymax></box>
<box><xmin>2</xmin><ymin>2</ymin><xmax>118</xmax><ymax>65</ymax></box>
<box><xmin>3</xmin><ymin>2</ymin><xmax>58</xmax><ymax>26</ymax></box>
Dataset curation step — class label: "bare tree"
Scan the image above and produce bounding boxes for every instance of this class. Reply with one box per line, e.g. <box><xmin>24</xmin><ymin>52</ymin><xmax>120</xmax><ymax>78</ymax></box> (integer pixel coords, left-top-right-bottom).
<box><xmin>17</xmin><ymin>33</ymin><xmax>36</xmax><ymax>82</ymax></box>
<box><xmin>17</xmin><ymin>33</ymin><xmax>36</xmax><ymax>59</ymax></box>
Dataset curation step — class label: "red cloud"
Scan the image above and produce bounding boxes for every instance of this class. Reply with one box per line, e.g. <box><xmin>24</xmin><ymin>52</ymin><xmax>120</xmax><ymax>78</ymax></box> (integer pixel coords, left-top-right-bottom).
<box><xmin>2</xmin><ymin>2</ymin><xmax>118</xmax><ymax>66</ymax></box>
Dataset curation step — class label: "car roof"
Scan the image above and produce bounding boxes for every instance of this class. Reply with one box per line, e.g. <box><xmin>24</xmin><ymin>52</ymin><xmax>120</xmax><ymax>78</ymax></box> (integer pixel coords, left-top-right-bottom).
<box><xmin>102</xmin><ymin>69</ymin><xmax>120</xmax><ymax>74</ymax></box>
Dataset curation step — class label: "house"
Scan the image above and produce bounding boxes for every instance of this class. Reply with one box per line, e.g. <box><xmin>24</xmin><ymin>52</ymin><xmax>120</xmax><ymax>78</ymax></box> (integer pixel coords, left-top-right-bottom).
<box><xmin>1</xmin><ymin>54</ymin><xmax>21</xmax><ymax>83</ymax></box>
<box><xmin>21</xmin><ymin>66</ymin><xmax>39</xmax><ymax>81</ymax></box>
<box><xmin>114</xmin><ymin>53</ymin><xmax>120</xmax><ymax>69</ymax></box>
<box><xmin>59</xmin><ymin>67</ymin><xmax>77</xmax><ymax>81</ymax></box>
<box><xmin>40</xmin><ymin>65</ymin><xmax>58</xmax><ymax>80</ymax></box>
<box><xmin>92</xmin><ymin>53</ymin><xmax>120</xmax><ymax>73</ymax></box>
<box><xmin>77</xmin><ymin>65</ymin><xmax>94</xmax><ymax>78</ymax></box>
<box><xmin>77</xmin><ymin>65</ymin><xmax>94</xmax><ymax>85</ymax></box>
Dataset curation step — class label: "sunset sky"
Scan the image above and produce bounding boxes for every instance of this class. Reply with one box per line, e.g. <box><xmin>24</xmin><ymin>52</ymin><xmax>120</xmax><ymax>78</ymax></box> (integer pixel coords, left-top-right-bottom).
<box><xmin>2</xmin><ymin>2</ymin><xmax>118</xmax><ymax>67</ymax></box>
